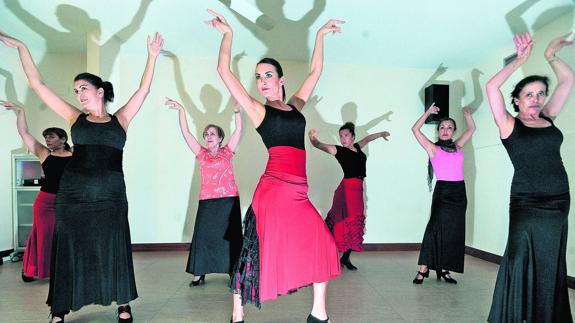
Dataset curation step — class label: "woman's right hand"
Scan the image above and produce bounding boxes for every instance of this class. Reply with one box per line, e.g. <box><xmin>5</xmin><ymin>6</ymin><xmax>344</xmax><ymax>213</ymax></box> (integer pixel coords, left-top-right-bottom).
<box><xmin>0</xmin><ymin>30</ymin><xmax>23</xmax><ymax>48</ymax></box>
<box><xmin>0</xmin><ymin>100</ymin><xmax>23</xmax><ymax>113</ymax></box>
<box><xmin>165</xmin><ymin>97</ymin><xmax>184</xmax><ymax>111</ymax></box>
<box><xmin>317</xmin><ymin>19</ymin><xmax>345</xmax><ymax>36</ymax></box>
<box><xmin>426</xmin><ymin>102</ymin><xmax>439</xmax><ymax>115</ymax></box>
<box><xmin>308</xmin><ymin>129</ymin><xmax>318</xmax><ymax>140</ymax></box>
<box><xmin>514</xmin><ymin>32</ymin><xmax>533</xmax><ymax>62</ymax></box>
<box><xmin>205</xmin><ymin>9</ymin><xmax>232</xmax><ymax>35</ymax></box>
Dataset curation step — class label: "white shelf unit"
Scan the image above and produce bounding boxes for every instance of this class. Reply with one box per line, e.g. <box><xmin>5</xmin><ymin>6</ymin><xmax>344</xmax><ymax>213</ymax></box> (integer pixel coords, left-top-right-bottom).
<box><xmin>12</xmin><ymin>154</ymin><xmax>42</xmax><ymax>252</ymax></box>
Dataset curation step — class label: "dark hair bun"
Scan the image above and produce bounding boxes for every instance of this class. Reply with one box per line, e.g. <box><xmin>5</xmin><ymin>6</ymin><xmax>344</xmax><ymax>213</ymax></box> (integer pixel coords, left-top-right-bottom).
<box><xmin>102</xmin><ymin>81</ymin><xmax>114</xmax><ymax>103</ymax></box>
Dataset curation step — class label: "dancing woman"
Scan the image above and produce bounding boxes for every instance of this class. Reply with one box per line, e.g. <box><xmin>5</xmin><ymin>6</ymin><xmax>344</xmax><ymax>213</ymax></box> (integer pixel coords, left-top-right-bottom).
<box><xmin>486</xmin><ymin>32</ymin><xmax>573</xmax><ymax>323</ymax></box>
<box><xmin>309</xmin><ymin>123</ymin><xmax>390</xmax><ymax>271</ymax></box>
<box><xmin>206</xmin><ymin>9</ymin><xmax>343</xmax><ymax>323</ymax></box>
<box><xmin>411</xmin><ymin>104</ymin><xmax>475</xmax><ymax>284</ymax></box>
<box><xmin>0</xmin><ymin>30</ymin><xmax>164</xmax><ymax>323</ymax></box>
<box><xmin>1</xmin><ymin>100</ymin><xmax>71</xmax><ymax>282</ymax></box>
<box><xmin>165</xmin><ymin>98</ymin><xmax>243</xmax><ymax>286</ymax></box>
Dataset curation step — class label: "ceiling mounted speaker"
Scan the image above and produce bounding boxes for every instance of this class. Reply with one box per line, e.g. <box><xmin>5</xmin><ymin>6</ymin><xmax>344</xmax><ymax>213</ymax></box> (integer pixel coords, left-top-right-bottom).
<box><xmin>229</xmin><ymin>0</ymin><xmax>275</xmax><ymax>30</ymax></box>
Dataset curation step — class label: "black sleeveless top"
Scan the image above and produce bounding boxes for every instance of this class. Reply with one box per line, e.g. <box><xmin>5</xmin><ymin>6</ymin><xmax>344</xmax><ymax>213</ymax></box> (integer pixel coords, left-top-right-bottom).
<box><xmin>501</xmin><ymin>116</ymin><xmax>569</xmax><ymax>195</ymax></box>
<box><xmin>40</xmin><ymin>154</ymin><xmax>72</xmax><ymax>193</ymax></box>
<box><xmin>335</xmin><ymin>143</ymin><xmax>367</xmax><ymax>179</ymax></box>
<box><xmin>256</xmin><ymin>105</ymin><xmax>306</xmax><ymax>149</ymax></box>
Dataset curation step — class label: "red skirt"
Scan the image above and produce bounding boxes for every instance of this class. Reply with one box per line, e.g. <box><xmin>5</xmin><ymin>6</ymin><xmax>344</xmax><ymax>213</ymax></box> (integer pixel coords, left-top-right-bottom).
<box><xmin>235</xmin><ymin>146</ymin><xmax>341</xmax><ymax>304</ymax></box>
<box><xmin>325</xmin><ymin>178</ymin><xmax>366</xmax><ymax>252</ymax></box>
<box><xmin>22</xmin><ymin>191</ymin><xmax>57</xmax><ymax>279</ymax></box>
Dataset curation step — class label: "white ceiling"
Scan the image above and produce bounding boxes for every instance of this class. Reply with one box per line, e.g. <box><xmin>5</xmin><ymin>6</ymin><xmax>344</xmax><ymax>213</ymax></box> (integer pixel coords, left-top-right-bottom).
<box><xmin>0</xmin><ymin>0</ymin><xmax>573</xmax><ymax>69</ymax></box>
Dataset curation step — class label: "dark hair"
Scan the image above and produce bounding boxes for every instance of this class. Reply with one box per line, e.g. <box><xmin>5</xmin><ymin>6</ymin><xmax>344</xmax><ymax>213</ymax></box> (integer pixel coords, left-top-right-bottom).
<box><xmin>339</xmin><ymin>122</ymin><xmax>356</xmax><ymax>136</ymax></box>
<box><xmin>510</xmin><ymin>75</ymin><xmax>549</xmax><ymax>112</ymax></box>
<box><xmin>74</xmin><ymin>72</ymin><xmax>115</xmax><ymax>103</ymax></box>
<box><xmin>203</xmin><ymin>124</ymin><xmax>225</xmax><ymax>145</ymax></box>
<box><xmin>436</xmin><ymin>118</ymin><xmax>457</xmax><ymax>131</ymax></box>
<box><xmin>42</xmin><ymin>127</ymin><xmax>71</xmax><ymax>151</ymax></box>
<box><xmin>257</xmin><ymin>57</ymin><xmax>285</xmax><ymax>102</ymax></box>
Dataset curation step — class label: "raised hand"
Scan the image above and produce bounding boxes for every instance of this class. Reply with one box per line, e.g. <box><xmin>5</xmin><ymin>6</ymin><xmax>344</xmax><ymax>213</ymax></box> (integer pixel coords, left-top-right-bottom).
<box><xmin>545</xmin><ymin>32</ymin><xmax>574</xmax><ymax>60</ymax></box>
<box><xmin>0</xmin><ymin>100</ymin><xmax>23</xmax><ymax>112</ymax></box>
<box><xmin>0</xmin><ymin>30</ymin><xmax>22</xmax><ymax>48</ymax></box>
<box><xmin>147</xmin><ymin>32</ymin><xmax>164</xmax><ymax>57</ymax></box>
<box><xmin>308</xmin><ymin>129</ymin><xmax>318</xmax><ymax>140</ymax></box>
<box><xmin>381</xmin><ymin>131</ymin><xmax>390</xmax><ymax>141</ymax></box>
<box><xmin>165</xmin><ymin>97</ymin><xmax>184</xmax><ymax>111</ymax></box>
<box><xmin>318</xmin><ymin>19</ymin><xmax>345</xmax><ymax>36</ymax></box>
<box><xmin>514</xmin><ymin>32</ymin><xmax>533</xmax><ymax>61</ymax></box>
<box><xmin>462</xmin><ymin>106</ymin><xmax>472</xmax><ymax>117</ymax></box>
<box><xmin>427</xmin><ymin>102</ymin><xmax>440</xmax><ymax>115</ymax></box>
<box><xmin>205</xmin><ymin>9</ymin><xmax>232</xmax><ymax>34</ymax></box>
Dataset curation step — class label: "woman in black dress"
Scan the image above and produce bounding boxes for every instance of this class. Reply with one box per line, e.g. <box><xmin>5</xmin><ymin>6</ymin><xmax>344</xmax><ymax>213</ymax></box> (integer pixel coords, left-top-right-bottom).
<box><xmin>485</xmin><ymin>32</ymin><xmax>573</xmax><ymax>323</ymax></box>
<box><xmin>0</xmin><ymin>31</ymin><xmax>164</xmax><ymax>323</ymax></box>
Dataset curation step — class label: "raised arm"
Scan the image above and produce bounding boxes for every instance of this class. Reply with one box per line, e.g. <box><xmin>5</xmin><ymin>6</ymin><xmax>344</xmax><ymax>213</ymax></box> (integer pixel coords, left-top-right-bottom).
<box><xmin>357</xmin><ymin>131</ymin><xmax>390</xmax><ymax>149</ymax></box>
<box><xmin>206</xmin><ymin>9</ymin><xmax>265</xmax><ymax>127</ymax></box>
<box><xmin>227</xmin><ymin>104</ymin><xmax>243</xmax><ymax>153</ymax></box>
<box><xmin>454</xmin><ymin>107</ymin><xmax>476</xmax><ymax>148</ymax></box>
<box><xmin>541</xmin><ymin>33</ymin><xmax>575</xmax><ymax>118</ymax></box>
<box><xmin>289</xmin><ymin>19</ymin><xmax>345</xmax><ymax>110</ymax></box>
<box><xmin>1</xmin><ymin>100</ymin><xmax>49</xmax><ymax>161</ymax></box>
<box><xmin>485</xmin><ymin>33</ymin><xmax>532</xmax><ymax>138</ymax></box>
<box><xmin>115</xmin><ymin>32</ymin><xmax>164</xmax><ymax>131</ymax></box>
<box><xmin>165</xmin><ymin>97</ymin><xmax>202</xmax><ymax>155</ymax></box>
<box><xmin>411</xmin><ymin>103</ymin><xmax>437</xmax><ymax>157</ymax></box>
<box><xmin>308</xmin><ymin>129</ymin><xmax>337</xmax><ymax>155</ymax></box>
<box><xmin>0</xmin><ymin>31</ymin><xmax>80</xmax><ymax>124</ymax></box>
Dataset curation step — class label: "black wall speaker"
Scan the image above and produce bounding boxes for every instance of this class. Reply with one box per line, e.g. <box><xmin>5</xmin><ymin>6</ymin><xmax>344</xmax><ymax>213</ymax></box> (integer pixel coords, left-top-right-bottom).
<box><xmin>424</xmin><ymin>84</ymin><xmax>449</xmax><ymax>124</ymax></box>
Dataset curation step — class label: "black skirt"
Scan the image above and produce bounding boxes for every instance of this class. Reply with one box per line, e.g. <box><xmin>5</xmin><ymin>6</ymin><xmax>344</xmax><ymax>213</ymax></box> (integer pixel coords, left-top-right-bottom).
<box><xmin>186</xmin><ymin>196</ymin><xmax>243</xmax><ymax>275</ymax></box>
<box><xmin>488</xmin><ymin>192</ymin><xmax>571</xmax><ymax>323</ymax></box>
<box><xmin>418</xmin><ymin>180</ymin><xmax>467</xmax><ymax>273</ymax></box>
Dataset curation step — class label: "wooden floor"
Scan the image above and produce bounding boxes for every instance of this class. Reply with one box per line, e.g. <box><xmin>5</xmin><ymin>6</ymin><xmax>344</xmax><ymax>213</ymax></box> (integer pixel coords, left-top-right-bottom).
<box><xmin>1</xmin><ymin>251</ymin><xmax>574</xmax><ymax>322</ymax></box>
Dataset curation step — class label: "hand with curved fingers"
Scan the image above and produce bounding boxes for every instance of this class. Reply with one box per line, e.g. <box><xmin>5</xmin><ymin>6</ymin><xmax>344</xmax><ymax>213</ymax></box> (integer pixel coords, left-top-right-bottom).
<box><xmin>462</xmin><ymin>106</ymin><xmax>473</xmax><ymax>117</ymax></box>
<box><xmin>206</xmin><ymin>9</ymin><xmax>233</xmax><ymax>35</ymax></box>
<box><xmin>147</xmin><ymin>32</ymin><xmax>164</xmax><ymax>57</ymax></box>
<box><xmin>427</xmin><ymin>102</ymin><xmax>440</xmax><ymax>115</ymax></box>
<box><xmin>514</xmin><ymin>32</ymin><xmax>533</xmax><ymax>62</ymax></box>
<box><xmin>165</xmin><ymin>97</ymin><xmax>185</xmax><ymax>111</ymax></box>
<box><xmin>545</xmin><ymin>32</ymin><xmax>574</xmax><ymax>60</ymax></box>
<box><xmin>0</xmin><ymin>30</ymin><xmax>23</xmax><ymax>48</ymax></box>
<box><xmin>0</xmin><ymin>99</ymin><xmax>23</xmax><ymax>113</ymax></box>
<box><xmin>381</xmin><ymin>131</ymin><xmax>390</xmax><ymax>141</ymax></box>
<box><xmin>318</xmin><ymin>19</ymin><xmax>345</xmax><ymax>36</ymax></box>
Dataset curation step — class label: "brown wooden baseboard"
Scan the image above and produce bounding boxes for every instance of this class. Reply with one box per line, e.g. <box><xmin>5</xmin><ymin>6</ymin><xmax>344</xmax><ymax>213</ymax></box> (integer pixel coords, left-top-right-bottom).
<box><xmin>464</xmin><ymin>246</ymin><xmax>502</xmax><ymax>265</ymax></box>
<box><xmin>362</xmin><ymin>243</ymin><xmax>421</xmax><ymax>251</ymax></box>
<box><xmin>132</xmin><ymin>243</ymin><xmax>190</xmax><ymax>252</ymax></box>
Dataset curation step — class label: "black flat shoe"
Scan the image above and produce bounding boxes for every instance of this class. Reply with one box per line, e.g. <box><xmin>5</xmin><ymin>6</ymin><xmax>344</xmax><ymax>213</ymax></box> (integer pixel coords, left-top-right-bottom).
<box><xmin>190</xmin><ymin>274</ymin><xmax>205</xmax><ymax>287</ymax></box>
<box><xmin>412</xmin><ymin>269</ymin><xmax>430</xmax><ymax>284</ymax></box>
<box><xmin>22</xmin><ymin>271</ymin><xmax>35</xmax><ymax>282</ymax></box>
<box><xmin>307</xmin><ymin>314</ymin><xmax>329</xmax><ymax>323</ymax></box>
<box><xmin>436</xmin><ymin>270</ymin><xmax>457</xmax><ymax>284</ymax></box>
<box><xmin>230</xmin><ymin>319</ymin><xmax>244</xmax><ymax>323</ymax></box>
<box><xmin>118</xmin><ymin>304</ymin><xmax>133</xmax><ymax>323</ymax></box>
<box><xmin>340</xmin><ymin>258</ymin><xmax>358</xmax><ymax>271</ymax></box>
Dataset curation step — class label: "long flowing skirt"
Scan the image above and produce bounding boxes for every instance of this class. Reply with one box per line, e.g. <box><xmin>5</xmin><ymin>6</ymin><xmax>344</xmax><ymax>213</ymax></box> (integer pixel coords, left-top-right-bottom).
<box><xmin>230</xmin><ymin>146</ymin><xmax>341</xmax><ymax>307</ymax></box>
<box><xmin>186</xmin><ymin>196</ymin><xmax>243</xmax><ymax>275</ymax></box>
<box><xmin>488</xmin><ymin>192</ymin><xmax>571</xmax><ymax>323</ymax></box>
<box><xmin>417</xmin><ymin>180</ymin><xmax>467</xmax><ymax>273</ymax></box>
<box><xmin>325</xmin><ymin>178</ymin><xmax>365</xmax><ymax>252</ymax></box>
<box><xmin>22</xmin><ymin>191</ymin><xmax>56</xmax><ymax>279</ymax></box>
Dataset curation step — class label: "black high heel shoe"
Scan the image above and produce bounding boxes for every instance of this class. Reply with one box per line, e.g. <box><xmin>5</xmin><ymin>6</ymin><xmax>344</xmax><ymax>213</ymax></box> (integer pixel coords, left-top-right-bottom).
<box><xmin>49</xmin><ymin>313</ymin><xmax>65</xmax><ymax>323</ymax></box>
<box><xmin>412</xmin><ymin>269</ymin><xmax>430</xmax><ymax>284</ymax></box>
<box><xmin>436</xmin><ymin>270</ymin><xmax>457</xmax><ymax>284</ymax></box>
<box><xmin>190</xmin><ymin>274</ymin><xmax>205</xmax><ymax>287</ymax></box>
<box><xmin>22</xmin><ymin>271</ymin><xmax>35</xmax><ymax>283</ymax></box>
<box><xmin>307</xmin><ymin>313</ymin><xmax>329</xmax><ymax>323</ymax></box>
<box><xmin>230</xmin><ymin>319</ymin><xmax>244</xmax><ymax>323</ymax></box>
<box><xmin>340</xmin><ymin>258</ymin><xmax>358</xmax><ymax>271</ymax></box>
<box><xmin>117</xmin><ymin>304</ymin><xmax>133</xmax><ymax>323</ymax></box>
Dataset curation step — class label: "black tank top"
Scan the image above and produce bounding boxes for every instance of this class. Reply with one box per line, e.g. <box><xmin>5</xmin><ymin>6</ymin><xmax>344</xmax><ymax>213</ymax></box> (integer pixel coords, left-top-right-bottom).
<box><xmin>256</xmin><ymin>105</ymin><xmax>306</xmax><ymax>149</ymax></box>
<box><xmin>40</xmin><ymin>154</ymin><xmax>72</xmax><ymax>193</ymax></box>
<box><xmin>501</xmin><ymin>116</ymin><xmax>569</xmax><ymax>194</ymax></box>
<box><xmin>335</xmin><ymin>143</ymin><xmax>367</xmax><ymax>179</ymax></box>
<box><xmin>71</xmin><ymin>113</ymin><xmax>126</xmax><ymax>150</ymax></box>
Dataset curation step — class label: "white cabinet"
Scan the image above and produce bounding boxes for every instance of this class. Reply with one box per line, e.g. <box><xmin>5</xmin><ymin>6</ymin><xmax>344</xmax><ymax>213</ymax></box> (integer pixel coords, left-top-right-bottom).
<box><xmin>12</xmin><ymin>154</ymin><xmax>42</xmax><ymax>255</ymax></box>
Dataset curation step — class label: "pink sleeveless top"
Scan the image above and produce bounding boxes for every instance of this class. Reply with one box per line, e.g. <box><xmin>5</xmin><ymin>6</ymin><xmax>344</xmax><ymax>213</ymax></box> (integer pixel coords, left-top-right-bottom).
<box><xmin>430</xmin><ymin>147</ymin><xmax>464</xmax><ymax>181</ymax></box>
<box><xmin>197</xmin><ymin>145</ymin><xmax>239</xmax><ymax>200</ymax></box>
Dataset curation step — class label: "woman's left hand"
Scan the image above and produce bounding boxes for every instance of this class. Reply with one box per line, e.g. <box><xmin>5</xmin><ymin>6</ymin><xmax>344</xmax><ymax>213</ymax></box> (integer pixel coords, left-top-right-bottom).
<box><xmin>147</xmin><ymin>32</ymin><xmax>164</xmax><ymax>57</ymax></box>
<box><xmin>381</xmin><ymin>131</ymin><xmax>390</xmax><ymax>141</ymax></box>
<box><xmin>462</xmin><ymin>106</ymin><xmax>472</xmax><ymax>117</ymax></box>
<box><xmin>318</xmin><ymin>19</ymin><xmax>346</xmax><ymax>36</ymax></box>
<box><xmin>544</xmin><ymin>32</ymin><xmax>574</xmax><ymax>60</ymax></box>
<box><xmin>0</xmin><ymin>100</ymin><xmax>23</xmax><ymax>112</ymax></box>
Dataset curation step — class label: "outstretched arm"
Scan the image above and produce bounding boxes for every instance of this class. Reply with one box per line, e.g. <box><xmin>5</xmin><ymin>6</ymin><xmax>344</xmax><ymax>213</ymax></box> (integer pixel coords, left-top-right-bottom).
<box><xmin>541</xmin><ymin>33</ymin><xmax>575</xmax><ymax>118</ymax></box>
<box><xmin>411</xmin><ymin>103</ymin><xmax>437</xmax><ymax>158</ymax></box>
<box><xmin>115</xmin><ymin>32</ymin><xmax>164</xmax><ymax>131</ymax></box>
<box><xmin>207</xmin><ymin>9</ymin><xmax>265</xmax><ymax>127</ymax></box>
<box><xmin>0</xmin><ymin>31</ymin><xmax>80</xmax><ymax>124</ymax></box>
<box><xmin>455</xmin><ymin>107</ymin><xmax>476</xmax><ymax>148</ymax></box>
<box><xmin>289</xmin><ymin>19</ymin><xmax>345</xmax><ymax>110</ymax></box>
<box><xmin>227</xmin><ymin>104</ymin><xmax>243</xmax><ymax>153</ymax></box>
<box><xmin>357</xmin><ymin>131</ymin><xmax>390</xmax><ymax>149</ymax></box>
<box><xmin>308</xmin><ymin>129</ymin><xmax>337</xmax><ymax>155</ymax></box>
<box><xmin>165</xmin><ymin>97</ymin><xmax>202</xmax><ymax>155</ymax></box>
<box><xmin>1</xmin><ymin>101</ymin><xmax>49</xmax><ymax>161</ymax></box>
<box><xmin>485</xmin><ymin>33</ymin><xmax>532</xmax><ymax>138</ymax></box>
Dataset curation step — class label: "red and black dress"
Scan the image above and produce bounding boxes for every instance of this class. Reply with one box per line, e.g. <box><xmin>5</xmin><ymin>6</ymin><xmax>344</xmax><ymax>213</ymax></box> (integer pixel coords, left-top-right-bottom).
<box><xmin>230</xmin><ymin>104</ymin><xmax>341</xmax><ymax>307</ymax></box>
<box><xmin>22</xmin><ymin>154</ymin><xmax>71</xmax><ymax>279</ymax></box>
<box><xmin>325</xmin><ymin>143</ymin><xmax>367</xmax><ymax>252</ymax></box>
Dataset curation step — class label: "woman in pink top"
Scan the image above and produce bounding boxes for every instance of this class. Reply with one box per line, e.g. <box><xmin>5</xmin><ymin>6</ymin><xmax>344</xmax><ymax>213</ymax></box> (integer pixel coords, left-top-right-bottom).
<box><xmin>411</xmin><ymin>104</ymin><xmax>475</xmax><ymax>284</ymax></box>
<box><xmin>165</xmin><ymin>98</ymin><xmax>243</xmax><ymax>287</ymax></box>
